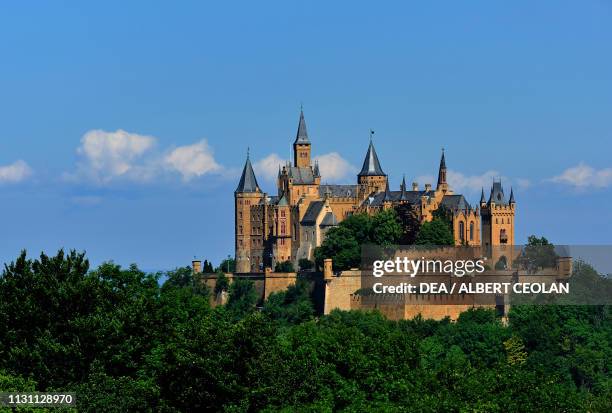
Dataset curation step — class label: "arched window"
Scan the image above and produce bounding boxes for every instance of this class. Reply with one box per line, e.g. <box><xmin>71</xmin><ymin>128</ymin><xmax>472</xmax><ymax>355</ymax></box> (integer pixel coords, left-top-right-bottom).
<box><xmin>470</xmin><ymin>222</ymin><xmax>474</xmax><ymax>241</ymax></box>
<box><xmin>500</xmin><ymin>228</ymin><xmax>508</xmax><ymax>244</ymax></box>
<box><xmin>459</xmin><ymin>221</ymin><xmax>465</xmax><ymax>242</ymax></box>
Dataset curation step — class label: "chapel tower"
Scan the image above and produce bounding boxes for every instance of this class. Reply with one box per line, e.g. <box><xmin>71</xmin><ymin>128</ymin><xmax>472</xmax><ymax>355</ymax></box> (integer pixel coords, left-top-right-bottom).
<box><xmin>436</xmin><ymin>149</ymin><xmax>449</xmax><ymax>194</ymax></box>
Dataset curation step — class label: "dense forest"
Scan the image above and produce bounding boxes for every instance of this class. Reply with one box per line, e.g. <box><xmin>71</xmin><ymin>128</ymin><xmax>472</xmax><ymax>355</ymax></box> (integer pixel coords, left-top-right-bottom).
<box><xmin>0</xmin><ymin>249</ymin><xmax>610</xmax><ymax>412</ymax></box>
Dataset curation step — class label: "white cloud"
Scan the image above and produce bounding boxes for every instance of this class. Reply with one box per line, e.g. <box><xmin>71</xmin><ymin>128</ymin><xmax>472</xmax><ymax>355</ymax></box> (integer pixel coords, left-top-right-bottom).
<box><xmin>253</xmin><ymin>152</ymin><xmax>356</xmax><ymax>184</ymax></box>
<box><xmin>0</xmin><ymin>160</ymin><xmax>33</xmax><ymax>183</ymax></box>
<box><xmin>515</xmin><ymin>178</ymin><xmax>531</xmax><ymax>190</ymax></box>
<box><xmin>314</xmin><ymin>152</ymin><xmax>356</xmax><ymax>182</ymax></box>
<box><xmin>412</xmin><ymin>170</ymin><xmax>529</xmax><ymax>193</ymax></box>
<box><xmin>164</xmin><ymin>140</ymin><xmax>221</xmax><ymax>181</ymax></box>
<box><xmin>74</xmin><ymin>129</ymin><xmax>156</xmax><ymax>183</ymax></box>
<box><xmin>69</xmin><ymin>130</ymin><xmax>225</xmax><ymax>184</ymax></box>
<box><xmin>551</xmin><ymin>163</ymin><xmax>612</xmax><ymax>189</ymax></box>
<box><xmin>412</xmin><ymin>174</ymin><xmax>435</xmax><ymax>189</ymax></box>
<box><xmin>448</xmin><ymin>169</ymin><xmax>501</xmax><ymax>193</ymax></box>
<box><xmin>253</xmin><ymin>153</ymin><xmax>287</xmax><ymax>182</ymax></box>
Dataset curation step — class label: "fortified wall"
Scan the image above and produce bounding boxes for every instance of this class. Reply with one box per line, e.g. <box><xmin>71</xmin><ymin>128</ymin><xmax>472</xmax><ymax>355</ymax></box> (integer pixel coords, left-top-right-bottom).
<box><xmin>192</xmin><ymin>251</ymin><xmax>573</xmax><ymax>321</ymax></box>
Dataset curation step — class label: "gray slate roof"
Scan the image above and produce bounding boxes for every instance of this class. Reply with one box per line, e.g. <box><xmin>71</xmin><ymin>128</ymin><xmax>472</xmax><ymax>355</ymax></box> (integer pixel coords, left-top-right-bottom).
<box><xmin>301</xmin><ymin>201</ymin><xmax>325</xmax><ymax>224</ymax></box>
<box><xmin>294</xmin><ymin>110</ymin><xmax>310</xmax><ymax>144</ymax></box>
<box><xmin>440</xmin><ymin>194</ymin><xmax>472</xmax><ymax>212</ymax></box>
<box><xmin>319</xmin><ymin>184</ymin><xmax>358</xmax><ymax>198</ymax></box>
<box><xmin>488</xmin><ymin>181</ymin><xmax>507</xmax><ymax>205</ymax></box>
<box><xmin>364</xmin><ymin>190</ymin><xmax>429</xmax><ymax>207</ymax></box>
<box><xmin>235</xmin><ymin>156</ymin><xmax>260</xmax><ymax>193</ymax></box>
<box><xmin>288</xmin><ymin>166</ymin><xmax>315</xmax><ymax>184</ymax></box>
<box><xmin>278</xmin><ymin>192</ymin><xmax>289</xmax><ymax>206</ymax></box>
<box><xmin>358</xmin><ymin>141</ymin><xmax>385</xmax><ymax>176</ymax></box>
<box><xmin>364</xmin><ymin>191</ymin><xmax>473</xmax><ymax>213</ymax></box>
<box><xmin>320</xmin><ymin>212</ymin><xmax>338</xmax><ymax>227</ymax></box>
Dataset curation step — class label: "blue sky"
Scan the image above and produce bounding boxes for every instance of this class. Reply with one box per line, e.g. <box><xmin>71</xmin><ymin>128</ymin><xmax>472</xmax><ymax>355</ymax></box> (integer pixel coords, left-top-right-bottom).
<box><xmin>0</xmin><ymin>1</ymin><xmax>611</xmax><ymax>271</ymax></box>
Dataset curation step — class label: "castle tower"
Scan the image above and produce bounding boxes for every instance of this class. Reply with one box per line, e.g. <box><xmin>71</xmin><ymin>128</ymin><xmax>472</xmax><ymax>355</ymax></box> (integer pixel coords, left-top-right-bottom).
<box><xmin>480</xmin><ymin>181</ymin><xmax>516</xmax><ymax>247</ymax></box>
<box><xmin>235</xmin><ymin>151</ymin><xmax>264</xmax><ymax>273</ymax></box>
<box><xmin>436</xmin><ymin>149</ymin><xmax>449</xmax><ymax>193</ymax></box>
<box><xmin>293</xmin><ymin>109</ymin><xmax>311</xmax><ymax>168</ymax></box>
<box><xmin>357</xmin><ymin>138</ymin><xmax>387</xmax><ymax>199</ymax></box>
<box><xmin>273</xmin><ymin>191</ymin><xmax>292</xmax><ymax>266</ymax></box>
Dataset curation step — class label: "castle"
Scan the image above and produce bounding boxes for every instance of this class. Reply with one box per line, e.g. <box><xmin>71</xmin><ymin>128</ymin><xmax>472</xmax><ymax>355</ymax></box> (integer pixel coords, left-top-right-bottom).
<box><xmin>234</xmin><ymin>110</ymin><xmax>516</xmax><ymax>273</ymax></box>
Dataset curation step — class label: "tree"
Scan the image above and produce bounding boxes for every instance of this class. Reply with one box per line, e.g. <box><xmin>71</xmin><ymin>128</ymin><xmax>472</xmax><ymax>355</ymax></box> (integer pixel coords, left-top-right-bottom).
<box><xmin>395</xmin><ymin>203</ymin><xmax>421</xmax><ymax>244</ymax></box>
<box><xmin>202</xmin><ymin>259</ymin><xmax>214</xmax><ymax>273</ymax></box>
<box><xmin>338</xmin><ymin>213</ymin><xmax>373</xmax><ymax>244</ymax></box>
<box><xmin>217</xmin><ymin>257</ymin><xmax>236</xmax><ymax>273</ymax></box>
<box><xmin>504</xmin><ymin>335</ymin><xmax>527</xmax><ymax>366</ymax></box>
<box><xmin>226</xmin><ymin>278</ymin><xmax>258</xmax><ymax>318</ymax></box>
<box><xmin>370</xmin><ymin>208</ymin><xmax>403</xmax><ymax>246</ymax></box>
<box><xmin>162</xmin><ymin>266</ymin><xmax>210</xmax><ymax>297</ymax></box>
<box><xmin>495</xmin><ymin>255</ymin><xmax>508</xmax><ymax>270</ymax></box>
<box><xmin>275</xmin><ymin>260</ymin><xmax>295</xmax><ymax>272</ymax></box>
<box><xmin>214</xmin><ymin>271</ymin><xmax>230</xmax><ymax>295</ymax></box>
<box><xmin>75</xmin><ymin>363</ymin><xmax>162</xmax><ymax>413</ymax></box>
<box><xmin>432</xmin><ymin>205</ymin><xmax>453</xmax><ymax>232</ymax></box>
<box><xmin>314</xmin><ymin>226</ymin><xmax>360</xmax><ymax>271</ymax></box>
<box><xmin>1</xmin><ymin>248</ymin><xmax>610</xmax><ymax>412</ymax></box>
<box><xmin>415</xmin><ymin>219</ymin><xmax>454</xmax><ymax>246</ymax></box>
<box><xmin>262</xmin><ymin>278</ymin><xmax>314</xmax><ymax>325</ymax></box>
<box><xmin>163</xmin><ymin>266</ymin><xmax>193</xmax><ymax>288</ymax></box>
<box><xmin>314</xmin><ymin>210</ymin><xmax>403</xmax><ymax>271</ymax></box>
<box><xmin>298</xmin><ymin>258</ymin><xmax>314</xmax><ymax>271</ymax></box>
<box><xmin>516</xmin><ymin>235</ymin><xmax>557</xmax><ymax>273</ymax></box>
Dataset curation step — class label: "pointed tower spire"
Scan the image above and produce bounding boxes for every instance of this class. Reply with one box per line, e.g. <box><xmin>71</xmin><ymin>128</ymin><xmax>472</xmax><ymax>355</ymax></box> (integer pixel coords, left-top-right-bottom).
<box><xmin>293</xmin><ymin>108</ymin><xmax>312</xmax><ymax>167</ymax></box>
<box><xmin>488</xmin><ymin>180</ymin><xmax>506</xmax><ymax>205</ymax></box>
<box><xmin>294</xmin><ymin>108</ymin><xmax>310</xmax><ymax>144</ymax></box>
<box><xmin>400</xmin><ymin>175</ymin><xmax>408</xmax><ymax>201</ymax></box>
<box><xmin>509</xmin><ymin>187</ymin><xmax>515</xmax><ymax>204</ymax></box>
<box><xmin>358</xmin><ymin>140</ymin><xmax>385</xmax><ymax>176</ymax></box>
<box><xmin>235</xmin><ymin>151</ymin><xmax>260</xmax><ymax>193</ymax></box>
<box><xmin>480</xmin><ymin>187</ymin><xmax>486</xmax><ymax>204</ymax></box>
<box><xmin>383</xmin><ymin>179</ymin><xmax>392</xmax><ymax>202</ymax></box>
<box><xmin>313</xmin><ymin>160</ymin><xmax>320</xmax><ymax>177</ymax></box>
<box><xmin>437</xmin><ymin>148</ymin><xmax>447</xmax><ymax>189</ymax></box>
